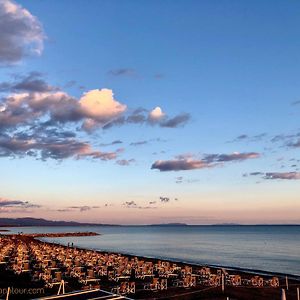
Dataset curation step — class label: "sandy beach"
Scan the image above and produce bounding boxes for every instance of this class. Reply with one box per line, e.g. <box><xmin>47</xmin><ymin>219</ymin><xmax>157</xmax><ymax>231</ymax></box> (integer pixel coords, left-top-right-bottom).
<box><xmin>1</xmin><ymin>232</ymin><xmax>299</xmax><ymax>300</ymax></box>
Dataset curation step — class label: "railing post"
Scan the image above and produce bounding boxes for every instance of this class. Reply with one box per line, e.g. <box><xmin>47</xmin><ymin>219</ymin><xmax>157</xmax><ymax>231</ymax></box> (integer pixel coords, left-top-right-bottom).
<box><xmin>5</xmin><ymin>287</ymin><xmax>10</xmax><ymax>300</ymax></box>
<box><xmin>281</xmin><ymin>288</ymin><xmax>286</xmax><ymax>300</ymax></box>
<box><xmin>222</xmin><ymin>273</ymin><xmax>225</xmax><ymax>293</ymax></box>
<box><xmin>57</xmin><ymin>281</ymin><xmax>61</xmax><ymax>295</ymax></box>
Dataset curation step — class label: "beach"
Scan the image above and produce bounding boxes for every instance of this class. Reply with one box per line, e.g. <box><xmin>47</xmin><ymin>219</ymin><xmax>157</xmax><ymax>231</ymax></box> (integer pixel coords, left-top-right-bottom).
<box><xmin>1</xmin><ymin>0</ymin><xmax>300</xmax><ymax>298</ymax></box>
<box><xmin>7</xmin><ymin>225</ymin><xmax>300</xmax><ymax>277</ymax></box>
<box><xmin>1</xmin><ymin>231</ymin><xmax>300</xmax><ymax>300</ymax></box>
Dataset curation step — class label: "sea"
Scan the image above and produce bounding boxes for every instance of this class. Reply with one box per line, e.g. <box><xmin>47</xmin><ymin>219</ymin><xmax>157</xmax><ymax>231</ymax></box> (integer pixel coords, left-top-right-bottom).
<box><xmin>5</xmin><ymin>225</ymin><xmax>300</xmax><ymax>277</ymax></box>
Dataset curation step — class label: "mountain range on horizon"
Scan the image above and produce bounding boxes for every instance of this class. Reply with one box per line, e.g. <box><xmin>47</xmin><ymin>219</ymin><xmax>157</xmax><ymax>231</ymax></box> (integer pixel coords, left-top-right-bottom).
<box><xmin>0</xmin><ymin>217</ymin><xmax>299</xmax><ymax>227</ymax></box>
<box><xmin>0</xmin><ymin>218</ymin><xmax>191</xmax><ymax>227</ymax></box>
<box><xmin>0</xmin><ymin>217</ymin><xmax>116</xmax><ymax>227</ymax></box>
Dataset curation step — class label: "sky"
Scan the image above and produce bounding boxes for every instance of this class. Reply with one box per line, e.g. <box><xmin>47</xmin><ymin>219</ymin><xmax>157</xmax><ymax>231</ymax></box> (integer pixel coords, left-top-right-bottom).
<box><xmin>0</xmin><ymin>0</ymin><xmax>300</xmax><ymax>224</ymax></box>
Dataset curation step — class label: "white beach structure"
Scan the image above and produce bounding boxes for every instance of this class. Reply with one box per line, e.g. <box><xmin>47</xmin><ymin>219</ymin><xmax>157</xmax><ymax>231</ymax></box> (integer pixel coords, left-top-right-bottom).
<box><xmin>281</xmin><ymin>288</ymin><xmax>286</xmax><ymax>300</ymax></box>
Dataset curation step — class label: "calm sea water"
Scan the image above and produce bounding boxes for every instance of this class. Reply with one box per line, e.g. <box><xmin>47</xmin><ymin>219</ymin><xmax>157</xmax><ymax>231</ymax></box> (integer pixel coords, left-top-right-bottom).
<box><xmin>5</xmin><ymin>225</ymin><xmax>300</xmax><ymax>276</ymax></box>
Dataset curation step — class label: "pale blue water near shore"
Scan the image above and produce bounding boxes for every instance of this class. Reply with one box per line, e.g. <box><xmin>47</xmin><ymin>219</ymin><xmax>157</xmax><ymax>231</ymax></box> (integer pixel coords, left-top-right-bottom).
<box><xmin>5</xmin><ymin>225</ymin><xmax>300</xmax><ymax>277</ymax></box>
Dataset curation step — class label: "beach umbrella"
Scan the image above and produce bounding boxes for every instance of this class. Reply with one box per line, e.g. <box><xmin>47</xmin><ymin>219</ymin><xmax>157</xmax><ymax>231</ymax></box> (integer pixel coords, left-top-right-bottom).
<box><xmin>281</xmin><ymin>288</ymin><xmax>286</xmax><ymax>300</ymax></box>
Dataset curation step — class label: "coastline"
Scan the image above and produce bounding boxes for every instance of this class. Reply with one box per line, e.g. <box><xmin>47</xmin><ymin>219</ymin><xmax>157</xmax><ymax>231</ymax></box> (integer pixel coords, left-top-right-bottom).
<box><xmin>39</xmin><ymin>234</ymin><xmax>300</xmax><ymax>279</ymax></box>
<box><xmin>43</xmin><ymin>238</ymin><xmax>300</xmax><ymax>280</ymax></box>
<box><xmin>16</xmin><ymin>232</ymin><xmax>100</xmax><ymax>238</ymax></box>
<box><xmin>1</xmin><ymin>232</ymin><xmax>300</xmax><ymax>299</ymax></box>
<box><xmin>3</xmin><ymin>225</ymin><xmax>300</xmax><ymax>277</ymax></box>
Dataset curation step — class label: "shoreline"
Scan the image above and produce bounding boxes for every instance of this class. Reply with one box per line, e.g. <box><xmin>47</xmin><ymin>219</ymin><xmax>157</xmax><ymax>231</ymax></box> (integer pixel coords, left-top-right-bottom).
<box><xmin>38</xmin><ymin>235</ymin><xmax>300</xmax><ymax>280</ymax></box>
<box><xmin>4</xmin><ymin>230</ymin><xmax>300</xmax><ymax>279</ymax></box>
<box><xmin>15</xmin><ymin>232</ymin><xmax>100</xmax><ymax>238</ymax></box>
<box><xmin>43</xmin><ymin>238</ymin><xmax>300</xmax><ymax>280</ymax></box>
<box><xmin>1</xmin><ymin>232</ymin><xmax>300</xmax><ymax>300</ymax></box>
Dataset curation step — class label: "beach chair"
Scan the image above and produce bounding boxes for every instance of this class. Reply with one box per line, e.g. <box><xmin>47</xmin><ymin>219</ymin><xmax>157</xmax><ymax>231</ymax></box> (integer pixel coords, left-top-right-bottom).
<box><xmin>199</xmin><ymin>267</ymin><xmax>211</xmax><ymax>279</ymax></box>
<box><xmin>22</xmin><ymin>261</ymin><xmax>30</xmax><ymax>272</ymax></box>
<box><xmin>172</xmin><ymin>278</ymin><xmax>181</xmax><ymax>287</ymax></box>
<box><xmin>128</xmin><ymin>282</ymin><xmax>135</xmax><ymax>294</ymax></box>
<box><xmin>265</xmin><ymin>276</ymin><xmax>280</xmax><ymax>287</ymax></box>
<box><xmin>42</xmin><ymin>272</ymin><xmax>53</xmax><ymax>287</ymax></box>
<box><xmin>32</xmin><ymin>270</ymin><xmax>42</xmax><ymax>282</ymax></box>
<box><xmin>242</xmin><ymin>278</ymin><xmax>251</xmax><ymax>285</ymax></box>
<box><xmin>54</xmin><ymin>271</ymin><xmax>62</xmax><ymax>282</ymax></box>
<box><xmin>98</xmin><ymin>265</ymin><xmax>108</xmax><ymax>276</ymax></box>
<box><xmin>87</xmin><ymin>268</ymin><xmax>95</xmax><ymax>279</ymax></box>
<box><xmin>158</xmin><ymin>267</ymin><xmax>168</xmax><ymax>277</ymax></box>
<box><xmin>251</xmin><ymin>276</ymin><xmax>264</xmax><ymax>287</ymax></box>
<box><xmin>135</xmin><ymin>267</ymin><xmax>144</xmax><ymax>279</ymax></box>
<box><xmin>75</xmin><ymin>259</ymin><xmax>81</xmax><ymax>267</ymax></box>
<box><xmin>178</xmin><ymin>276</ymin><xmax>188</xmax><ymax>288</ymax></box>
<box><xmin>160</xmin><ymin>278</ymin><xmax>167</xmax><ymax>290</ymax></box>
<box><xmin>51</xmin><ymin>260</ymin><xmax>57</xmax><ymax>268</ymax></box>
<box><xmin>124</xmin><ymin>266</ymin><xmax>132</xmax><ymax>276</ymax></box>
<box><xmin>185</xmin><ymin>266</ymin><xmax>192</xmax><ymax>275</ymax></box>
<box><xmin>231</xmin><ymin>275</ymin><xmax>241</xmax><ymax>286</ymax></box>
<box><xmin>80</xmin><ymin>271</ymin><xmax>100</xmax><ymax>286</ymax></box>
<box><xmin>155</xmin><ymin>261</ymin><xmax>162</xmax><ymax>271</ymax></box>
<box><xmin>108</xmin><ymin>270</ymin><xmax>115</xmax><ymax>281</ymax></box>
<box><xmin>71</xmin><ymin>266</ymin><xmax>85</xmax><ymax>281</ymax></box>
<box><xmin>64</xmin><ymin>258</ymin><xmax>72</xmax><ymax>268</ymax></box>
<box><xmin>149</xmin><ymin>278</ymin><xmax>159</xmax><ymax>290</ymax></box>
<box><xmin>118</xmin><ymin>281</ymin><xmax>129</xmax><ymax>295</ymax></box>
<box><xmin>190</xmin><ymin>275</ymin><xmax>197</xmax><ymax>287</ymax></box>
<box><xmin>208</xmin><ymin>274</ymin><xmax>221</xmax><ymax>286</ymax></box>
<box><xmin>271</xmin><ymin>277</ymin><xmax>279</xmax><ymax>287</ymax></box>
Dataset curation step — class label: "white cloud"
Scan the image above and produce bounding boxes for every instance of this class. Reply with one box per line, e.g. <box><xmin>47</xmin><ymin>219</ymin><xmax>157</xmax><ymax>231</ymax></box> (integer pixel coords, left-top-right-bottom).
<box><xmin>0</xmin><ymin>88</ymin><xmax>128</xmax><ymax>130</ymax></box>
<box><xmin>80</xmin><ymin>89</ymin><xmax>127</xmax><ymax>129</ymax></box>
<box><xmin>149</xmin><ymin>106</ymin><xmax>165</xmax><ymax>122</ymax></box>
<box><xmin>0</xmin><ymin>0</ymin><xmax>45</xmax><ymax>65</ymax></box>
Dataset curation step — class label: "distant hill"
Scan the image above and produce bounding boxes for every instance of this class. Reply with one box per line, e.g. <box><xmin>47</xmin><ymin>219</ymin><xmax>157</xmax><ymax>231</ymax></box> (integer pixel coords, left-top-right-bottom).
<box><xmin>149</xmin><ymin>223</ymin><xmax>188</xmax><ymax>226</ymax></box>
<box><xmin>1</xmin><ymin>218</ymin><xmax>296</xmax><ymax>227</ymax></box>
<box><xmin>0</xmin><ymin>217</ymin><xmax>118</xmax><ymax>227</ymax></box>
<box><xmin>212</xmin><ymin>223</ymin><xmax>242</xmax><ymax>226</ymax></box>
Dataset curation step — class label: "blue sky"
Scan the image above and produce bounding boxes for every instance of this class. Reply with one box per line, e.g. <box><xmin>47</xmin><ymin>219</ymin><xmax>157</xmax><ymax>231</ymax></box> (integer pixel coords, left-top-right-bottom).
<box><xmin>0</xmin><ymin>0</ymin><xmax>300</xmax><ymax>224</ymax></box>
